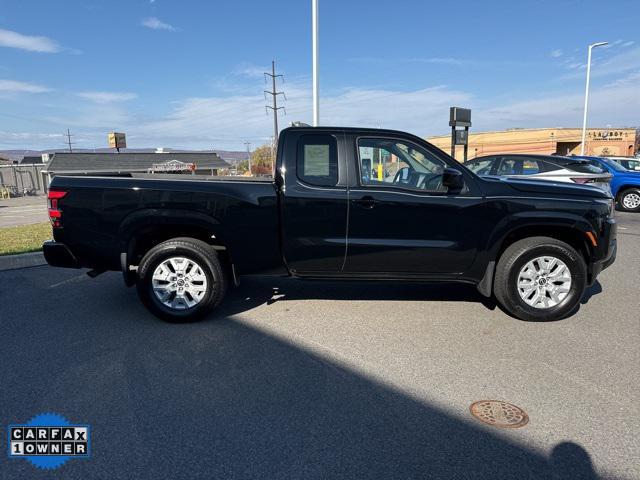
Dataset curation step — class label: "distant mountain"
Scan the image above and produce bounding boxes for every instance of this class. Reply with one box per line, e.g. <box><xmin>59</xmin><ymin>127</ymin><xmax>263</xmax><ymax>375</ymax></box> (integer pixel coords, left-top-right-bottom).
<box><xmin>0</xmin><ymin>148</ymin><xmax>249</xmax><ymax>163</ymax></box>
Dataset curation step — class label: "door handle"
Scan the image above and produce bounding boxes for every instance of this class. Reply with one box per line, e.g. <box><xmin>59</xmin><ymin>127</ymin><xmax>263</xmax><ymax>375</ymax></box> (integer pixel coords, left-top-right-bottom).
<box><xmin>353</xmin><ymin>196</ymin><xmax>376</xmax><ymax>209</ymax></box>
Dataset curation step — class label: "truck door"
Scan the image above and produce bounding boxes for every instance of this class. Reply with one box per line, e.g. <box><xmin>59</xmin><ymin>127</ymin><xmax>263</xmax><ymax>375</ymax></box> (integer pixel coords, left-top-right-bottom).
<box><xmin>280</xmin><ymin>130</ymin><xmax>349</xmax><ymax>275</ymax></box>
<box><xmin>344</xmin><ymin>135</ymin><xmax>484</xmax><ymax>276</ymax></box>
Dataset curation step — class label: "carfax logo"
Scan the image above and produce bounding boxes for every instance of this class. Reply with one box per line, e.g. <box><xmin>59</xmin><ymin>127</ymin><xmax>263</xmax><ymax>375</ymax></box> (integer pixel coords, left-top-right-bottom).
<box><xmin>8</xmin><ymin>413</ymin><xmax>90</xmax><ymax>470</ymax></box>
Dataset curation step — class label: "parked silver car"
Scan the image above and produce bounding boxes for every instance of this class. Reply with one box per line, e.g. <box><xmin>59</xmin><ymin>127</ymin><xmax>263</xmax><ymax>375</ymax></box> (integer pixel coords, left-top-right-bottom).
<box><xmin>466</xmin><ymin>154</ymin><xmax>612</xmax><ymax>193</ymax></box>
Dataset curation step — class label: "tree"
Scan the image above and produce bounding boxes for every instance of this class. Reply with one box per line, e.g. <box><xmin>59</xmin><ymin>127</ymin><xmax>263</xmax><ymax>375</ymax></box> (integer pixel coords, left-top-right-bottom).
<box><xmin>249</xmin><ymin>144</ymin><xmax>274</xmax><ymax>176</ymax></box>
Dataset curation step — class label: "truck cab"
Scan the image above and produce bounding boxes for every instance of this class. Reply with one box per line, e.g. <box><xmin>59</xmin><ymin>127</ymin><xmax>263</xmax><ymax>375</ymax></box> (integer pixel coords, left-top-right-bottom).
<box><xmin>277</xmin><ymin>128</ymin><xmax>483</xmax><ymax>278</ymax></box>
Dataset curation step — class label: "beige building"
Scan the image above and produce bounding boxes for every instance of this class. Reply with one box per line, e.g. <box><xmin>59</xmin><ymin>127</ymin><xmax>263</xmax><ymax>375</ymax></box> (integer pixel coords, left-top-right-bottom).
<box><xmin>428</xmin><ymin>127</ymin><xmax>637</xmax><ymax>161</ymax></box>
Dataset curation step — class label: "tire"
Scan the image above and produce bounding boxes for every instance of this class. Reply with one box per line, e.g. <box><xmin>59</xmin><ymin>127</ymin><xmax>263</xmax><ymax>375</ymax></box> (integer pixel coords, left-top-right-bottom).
<box><xmin>493</xmin><ymin>236</ymin><xmax>586</xmax><ymax>322</ymax></box>
<box><xmin>136</xmin><ymin>237</ymin><xmax>227</xmax><ymax>322</ymax></box>
<box><xmin>617</xmin><ymin>188</ymin><xmax>640</xmax><ymax>212</ymax></box>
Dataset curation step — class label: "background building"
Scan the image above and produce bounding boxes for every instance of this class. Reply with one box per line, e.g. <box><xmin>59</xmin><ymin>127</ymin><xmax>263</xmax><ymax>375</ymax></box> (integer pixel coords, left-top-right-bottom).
<box><xmin>0</xmin><ymin>150</ymin><xmax>234</xmax><ymax>197</ymax></box>
<box><xmin>43</xmin><ymin>152</ymin><xmax>229</xmax><ymax>178</ymax></box>
<box><xmin>428</xmin><ymin>127</ymin><xmax>637</xmax><ymax>161</ymax></box>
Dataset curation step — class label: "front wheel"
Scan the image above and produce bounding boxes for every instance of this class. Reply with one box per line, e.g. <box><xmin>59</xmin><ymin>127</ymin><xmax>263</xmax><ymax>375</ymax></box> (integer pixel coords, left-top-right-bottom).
<box><xmin>493</xmin><ymin>237</ymin><xmax>586</xmax><ymax>322</ymax></box>
<box><xmin>136</xmin><ymin>238</ymin><xmax>227</xmax><ymax>322</ymax></box>
<box><xmin>618</xmin><ymin>188</ymin><xmax>640</xmax><ymax>212</ymax></box>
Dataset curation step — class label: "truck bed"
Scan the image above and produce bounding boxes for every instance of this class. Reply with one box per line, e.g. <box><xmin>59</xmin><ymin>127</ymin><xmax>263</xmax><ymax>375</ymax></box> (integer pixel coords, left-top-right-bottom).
<box><xmin>50</xmin><ymin>174</ymin><xmax>283</xmax><ymax>275</ymax></box>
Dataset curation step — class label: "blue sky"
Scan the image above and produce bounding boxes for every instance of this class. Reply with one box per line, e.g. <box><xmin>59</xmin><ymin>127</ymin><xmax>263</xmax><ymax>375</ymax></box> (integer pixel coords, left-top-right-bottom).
<box><xmin>0</xmin><ymin>0</ymin><xmax>638</xmax><ymax>150</ymax></box>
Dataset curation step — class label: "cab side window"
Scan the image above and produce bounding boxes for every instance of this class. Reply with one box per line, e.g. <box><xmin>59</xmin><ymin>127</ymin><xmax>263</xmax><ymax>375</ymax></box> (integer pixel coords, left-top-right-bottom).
<box><xmin>297</xmin><ymin>134</ymin><xmax>338</xmax><ymax>187</ymax></box>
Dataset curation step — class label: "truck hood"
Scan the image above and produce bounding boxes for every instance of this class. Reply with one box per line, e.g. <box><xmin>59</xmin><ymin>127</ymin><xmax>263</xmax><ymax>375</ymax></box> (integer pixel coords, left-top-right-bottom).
<box><xmin>615</xmin><ymin>171</ymin><xmax>640</xmax><ymax>180</ymax></box>
<box><xmin>481</xmin><ymin>176</ymin><xmax>611</xmax><ymax>199</ymax></box>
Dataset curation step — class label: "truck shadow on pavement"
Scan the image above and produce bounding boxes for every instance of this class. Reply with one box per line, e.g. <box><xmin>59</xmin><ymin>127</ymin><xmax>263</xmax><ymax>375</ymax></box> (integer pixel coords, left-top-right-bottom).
<box><xmin>1</xmin><ymin>268</ymin><xmax>611</xmax><ymax>479</ymax></box>
<box><xmin>215</xmin><ymin>277</ymin><xmax>499</xmax><ymax>318</ymax></box>
<box><xmin>215</xmin><ymin>276</ymin><xmax>603</xmax><ymax>322</ymax></box>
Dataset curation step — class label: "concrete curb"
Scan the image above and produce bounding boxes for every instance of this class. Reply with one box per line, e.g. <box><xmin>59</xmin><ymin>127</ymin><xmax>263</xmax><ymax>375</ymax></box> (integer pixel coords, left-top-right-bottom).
<box><xmin>0</xmin><ymin>251</ymin><xmax>46</xmax><ymax>271</ymax></box>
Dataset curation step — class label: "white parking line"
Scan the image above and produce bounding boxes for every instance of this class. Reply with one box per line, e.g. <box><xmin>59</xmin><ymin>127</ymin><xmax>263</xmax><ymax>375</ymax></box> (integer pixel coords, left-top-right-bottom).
<box><xmin>1</xmin><ymin>207</ymin><xmax>46</xmax><ymax>212</ymax></box>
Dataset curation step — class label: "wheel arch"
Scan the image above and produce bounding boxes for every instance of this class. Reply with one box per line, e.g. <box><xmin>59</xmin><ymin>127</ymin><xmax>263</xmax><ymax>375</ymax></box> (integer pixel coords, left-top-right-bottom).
<box><xmin>477</xmin><ymin>215</ymin><xmax>595</xmax><ymax>297</ymax></box>
<box><xmin>495</xmin><ymin>224</ymin><xmax>592</xmax><ymax>267</ymax></box>
<box><xmin>615</xmin><ymin>184</ymin><xmax>640</xmax><ymax>199</ymax></box>
<box><xmin>118</xmin><ymin>209</ymin><xmax>234</xmax><ymax>285</ymax></box>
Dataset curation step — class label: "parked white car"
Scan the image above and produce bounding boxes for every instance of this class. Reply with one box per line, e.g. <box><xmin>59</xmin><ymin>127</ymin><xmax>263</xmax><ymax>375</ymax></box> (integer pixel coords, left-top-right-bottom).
<box><xmin>606</xmin><ymin>156</ymin><xmax>640</xmax><ymax>171</ymax></box>
<box><xmin>465</xmin><ymin>154</ymin><xmax>612</xmax><ymax>193</ymax></box>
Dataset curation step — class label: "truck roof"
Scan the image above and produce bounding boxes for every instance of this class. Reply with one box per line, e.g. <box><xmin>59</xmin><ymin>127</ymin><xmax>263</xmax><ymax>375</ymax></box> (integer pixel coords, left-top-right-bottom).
<box><xmin>282</xmin><ymin>126</ymin><xmax>427</xmax><ymax>137</ymax></box>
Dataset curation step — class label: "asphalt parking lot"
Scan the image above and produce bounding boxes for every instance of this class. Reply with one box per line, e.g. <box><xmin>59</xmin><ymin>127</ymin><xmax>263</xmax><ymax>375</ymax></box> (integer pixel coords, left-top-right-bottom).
<box><xmin>1</xmin><ymin>213</ymin><xmax>638</xmax><ymax>480</ymax></box>
<box><xmin>0</xmin><ymin>196</ymin><xmax>48</xmax><ymax>228</ymax></box>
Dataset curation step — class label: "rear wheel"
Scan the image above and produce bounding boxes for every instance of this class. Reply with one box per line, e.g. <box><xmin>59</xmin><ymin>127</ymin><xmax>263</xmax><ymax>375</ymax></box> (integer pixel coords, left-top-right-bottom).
<box><xmin>494</xmin><ymin>237</ymin><xmax>586</xmax><ymax>321</ymax></box>
<box><xmin>618</xmin><ymin>188</ymin><xmax>640</xmax><ymax>212</ymax></box>
<box><xmin>136</xmin><ymin>238</ymin><xmax>226</xmax><ymax>322</ymax></box>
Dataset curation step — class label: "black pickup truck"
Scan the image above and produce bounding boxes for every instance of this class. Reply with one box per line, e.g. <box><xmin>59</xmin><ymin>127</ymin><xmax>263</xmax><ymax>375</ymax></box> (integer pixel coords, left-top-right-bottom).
<box><xmin>43</xmin><ymin>126</ymin><xmax>616</xmax><ymax>322</ymax></box>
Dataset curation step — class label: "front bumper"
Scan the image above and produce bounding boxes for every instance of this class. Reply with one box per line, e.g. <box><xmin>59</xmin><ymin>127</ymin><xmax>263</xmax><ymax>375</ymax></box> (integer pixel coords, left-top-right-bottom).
<box><xmin>42</xmin><ymin>240</ymin><xmax>80</xmax><ymax>269</ymax></box>
<box><xmin>587</xmin><ymin>218</ymin><xmax>617</xmax><ymax>284</ymax></box>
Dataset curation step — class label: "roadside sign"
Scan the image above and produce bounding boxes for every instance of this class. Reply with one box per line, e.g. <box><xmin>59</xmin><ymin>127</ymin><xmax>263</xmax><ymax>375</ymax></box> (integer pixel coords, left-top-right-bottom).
<box><xmin>108</xmin><ymin>132</ymin><xmax>126</xmax><ymax>150</ymax></box>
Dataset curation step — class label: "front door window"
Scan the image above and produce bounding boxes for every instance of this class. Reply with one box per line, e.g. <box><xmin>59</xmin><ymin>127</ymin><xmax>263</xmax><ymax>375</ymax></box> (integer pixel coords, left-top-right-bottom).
<box><xmin>358</xmin><ymin>138</ymin><xmax>448</xmax><ymax>192</ymax></box>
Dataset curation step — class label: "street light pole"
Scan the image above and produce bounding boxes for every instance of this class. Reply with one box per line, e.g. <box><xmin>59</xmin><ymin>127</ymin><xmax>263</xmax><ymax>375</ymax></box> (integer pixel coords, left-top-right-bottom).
<box><xmin>312</xmin><ymin>0</ymin><xmax>319</xmax><ymax>126</ymax></box>
<box><xmin>580</xmin><ymin>41</ymin><xmax>608</xmax><ymax>156</ymax></box>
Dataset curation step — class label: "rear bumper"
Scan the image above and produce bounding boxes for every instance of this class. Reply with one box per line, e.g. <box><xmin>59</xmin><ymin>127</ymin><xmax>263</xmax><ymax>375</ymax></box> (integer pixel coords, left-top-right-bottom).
<box><xmin>42</xmin><ymin>240</ymin><xmax>80</xmax><ymax>269</ymax></box>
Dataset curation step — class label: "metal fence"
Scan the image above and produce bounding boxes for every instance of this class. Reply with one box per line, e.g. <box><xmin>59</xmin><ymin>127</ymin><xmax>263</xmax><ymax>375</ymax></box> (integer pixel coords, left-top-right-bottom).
<box><xmin>0</xmin><ymin>165</ymin><xmax>47</xmax><ymax>198</ymax></box>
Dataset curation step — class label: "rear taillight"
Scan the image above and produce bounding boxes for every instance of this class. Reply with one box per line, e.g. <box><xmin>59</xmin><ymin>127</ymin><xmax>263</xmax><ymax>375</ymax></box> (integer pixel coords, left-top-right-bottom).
<box><xmin>570</xmin><ymin>178</ymin><xmax>596</xmax><ymax>185</ymax></box>
<box><xmin>48</xmin><ymin>190</ymin><xmax>68</xmax><ymax>227</ymax></box>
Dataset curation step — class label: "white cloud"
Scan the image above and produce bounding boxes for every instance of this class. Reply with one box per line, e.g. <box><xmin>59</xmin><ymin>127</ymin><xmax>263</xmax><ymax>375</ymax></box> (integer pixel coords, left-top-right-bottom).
<box><xmin>561</xmin><ymin>46</ymin><xmax>640</xmax><ymax>79</ymax></box>
<box><xmin>550</xmin><ymin>49</ymin><xmax>563</xmax><ymax>58</ymax></box>
<box><xmin>589</xmin><ymin>46</ymin><xmax>640</xmax><ymax>78</ymax></box>
<box><xmin>411</xmin><ymin>57</ymin><xmax>466</xmax><ymax>66</ymax></box>
<box><xmin>0</xmin><ymin>79</ymin><xmax>50</xmax><ymax>93</ymax></box>
<box><xmin>621</xmin><ymin>41</ymin><xmax>635</xmax><ymax>48</ymax></box>
<box><xmin>233</xmin><ymin>64</ymin><xmax>268</xmax><ymax>79</ymax></box>
<box><xmin>476</xmin><ymin>81</ymin><xmax>640</xmax><ymax>131</ymax></box>
<box><xmin>0</xmin><ymin>28</ymin><xmax>61</xmax><ymax>53</ymax></box>
<box><xmin>77</xmin><ymin>91</ymin><xmax>138</xmax><ymax>103</ymax></box>
<box><xmin>114</xmin><ymin>79</ymin><xmax>640</xmax><ymax>149</ymax></box>
<box><xmin>350</xmin><ymin>56</ymin><xmax>467</xmax><ymax>66</ymax></box>
<box><xmin>141</xmin><ymin>17</ymin><xmax>176</xmax><ymax>31</ymax></box>
<box><xmin>604</xmin><ymin>71</ymin><xmax>640</xmax><ymax>88</ymax></box>
<box><xmin>124</xmin><ymin>82</ymin><xmax>472</xmax><ymax>149</ymax></box>
<box><xmin>3</xmin><ymin>77</ymin><xmax>636</xmax><ymax>150</ymax></box>
<box><xmin>0</xmin><ymin>131</ymin><xmax>63</xmax><ymax>143</ymax></box>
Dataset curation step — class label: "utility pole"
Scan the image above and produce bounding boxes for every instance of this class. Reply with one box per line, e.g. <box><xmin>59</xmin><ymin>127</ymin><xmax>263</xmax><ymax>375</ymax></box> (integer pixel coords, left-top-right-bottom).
<box><xmin>312</xmin><ymin>0</ymin><xmax>319</xmax><ymax>126</ymax></box>
<box><xmin>244</xmin><ymin>141</ymin><xmax>252</xmax><ymax>175</ymax></box>
<box><xmin>265</xmin><ymin>60</ymin><xmax>285</xmax><ymax>172</ymax></box>
<box><xmin>580</xmin><ymin>41</ymin><xmax>608</xmax><ymax>156</ymax></box>
<box><xmin>65</xmin><ymin>128</ymin><xmax>74</xmax><ymax>152</ymax></box>
<box><xmin>265</xmin><ymin>61</ymin><xmax>285</xmax><ymax>146</ymax></box>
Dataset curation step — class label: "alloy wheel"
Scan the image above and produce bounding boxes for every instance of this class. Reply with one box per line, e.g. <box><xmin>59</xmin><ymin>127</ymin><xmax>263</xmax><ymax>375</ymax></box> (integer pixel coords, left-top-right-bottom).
<box><xmin>151</xmin><ymin>257</ymin><xmax>209</xmax><ymax>310</ymax></box>
<box><xmin>622</xmin><ymin>192</ymin><xmax>640</xmax><ymax>210</ymax></box>
<box><xmin>517</xmin><ymin>256</ymin><xmax>572</xmax><ymax>309</ymax></box>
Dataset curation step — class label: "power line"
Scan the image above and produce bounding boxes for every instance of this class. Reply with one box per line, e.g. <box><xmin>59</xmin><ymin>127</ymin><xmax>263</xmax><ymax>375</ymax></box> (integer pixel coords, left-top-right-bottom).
<box><xmin>264</xmin><ymin>60</ymin><xmax>285</xmax><ymax>165</ymax></box>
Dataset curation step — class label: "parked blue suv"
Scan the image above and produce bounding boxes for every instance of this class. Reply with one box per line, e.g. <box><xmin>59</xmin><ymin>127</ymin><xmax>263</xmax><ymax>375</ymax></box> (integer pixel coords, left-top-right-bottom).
<box><xmin>573</xmin><ymin>156</ymin><xmax>640</xmax><ymax>212</ymax></box>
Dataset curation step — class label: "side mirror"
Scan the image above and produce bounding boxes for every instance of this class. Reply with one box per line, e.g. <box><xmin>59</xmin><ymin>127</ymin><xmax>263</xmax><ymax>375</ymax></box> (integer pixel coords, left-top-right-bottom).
<box><xmin>442</xmin><ymin>168</ymin><xmax>464</xmax><ymax>191</ymax></box>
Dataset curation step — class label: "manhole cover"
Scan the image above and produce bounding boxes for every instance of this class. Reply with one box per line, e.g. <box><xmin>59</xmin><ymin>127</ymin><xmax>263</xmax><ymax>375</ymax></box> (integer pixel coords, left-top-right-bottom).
<box><xmin>469</xmin><ymin>400</ymin><xmax>529</xmax><ymax>428</ymax></box>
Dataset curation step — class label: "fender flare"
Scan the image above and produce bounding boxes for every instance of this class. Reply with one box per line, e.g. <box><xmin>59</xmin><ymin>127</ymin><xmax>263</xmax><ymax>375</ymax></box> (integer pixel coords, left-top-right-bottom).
<box><xmin>117</xmin><ymin>209</ymin><xmax>226</xmax><ymax>283</ymax></box>
<box><xmin>485</xmin><ymin>211</ymin><xmax>594</xmax><ymax>261</ymax></box>
<box><xmin>476</xmin><ymin>212</ymin><xmax>595</xmax><ymax>297</ymax></box>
